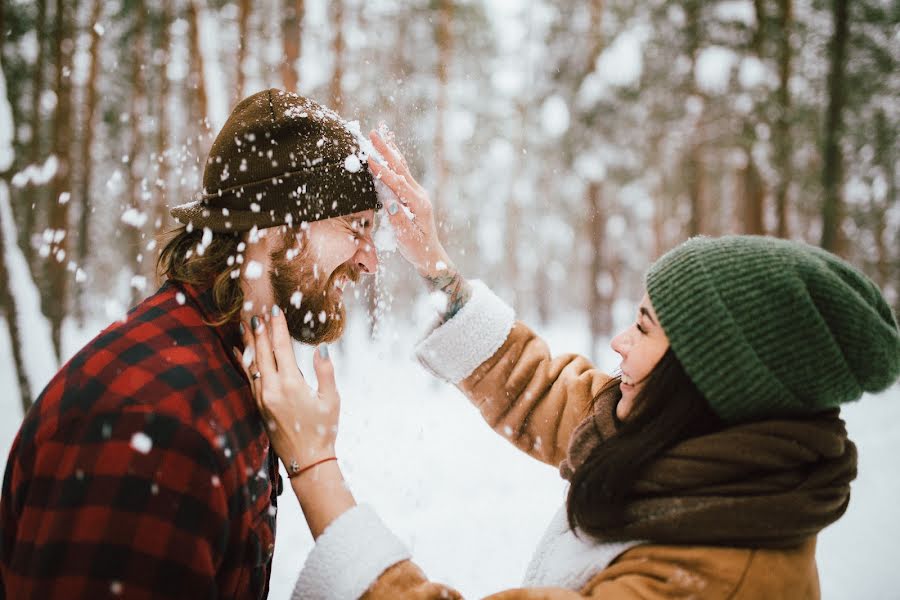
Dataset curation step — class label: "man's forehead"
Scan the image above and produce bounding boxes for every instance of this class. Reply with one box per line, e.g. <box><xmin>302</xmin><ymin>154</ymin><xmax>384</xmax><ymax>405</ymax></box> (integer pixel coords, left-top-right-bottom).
<box><xmin>345</xmin><ymin>209</ymin><xmax>376</xmax><ymax>228</ymax></box>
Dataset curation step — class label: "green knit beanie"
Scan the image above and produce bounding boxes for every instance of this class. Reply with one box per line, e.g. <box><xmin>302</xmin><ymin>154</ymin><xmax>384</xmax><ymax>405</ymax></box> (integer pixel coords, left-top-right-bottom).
<box><xmin>645</xmin><ymin>235</ymin><xmax>900</xmax><ymax>423</ymax></box>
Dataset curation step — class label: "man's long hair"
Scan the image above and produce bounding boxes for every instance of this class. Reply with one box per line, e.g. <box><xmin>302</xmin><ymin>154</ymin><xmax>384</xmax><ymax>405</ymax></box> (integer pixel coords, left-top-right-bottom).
<box><xmin>156</xmin><ymin>226</ymin><xmax>246</xmax><ymax>325</ymax></box>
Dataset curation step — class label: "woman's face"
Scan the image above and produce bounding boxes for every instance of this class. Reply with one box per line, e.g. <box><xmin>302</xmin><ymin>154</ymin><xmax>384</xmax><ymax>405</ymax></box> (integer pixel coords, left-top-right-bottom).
<box><xmin>610</xmin><ymin>294</ymin><xmax>670</xmax><ymax>420</ymax></box>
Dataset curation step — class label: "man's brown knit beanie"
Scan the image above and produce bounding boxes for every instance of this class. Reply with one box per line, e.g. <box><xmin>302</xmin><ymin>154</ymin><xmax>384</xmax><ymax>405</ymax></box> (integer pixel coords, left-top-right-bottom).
<box><xmin>170</xmin><ymin>89</ymin><xmax>380</xmax><ymax>232</ymax></box>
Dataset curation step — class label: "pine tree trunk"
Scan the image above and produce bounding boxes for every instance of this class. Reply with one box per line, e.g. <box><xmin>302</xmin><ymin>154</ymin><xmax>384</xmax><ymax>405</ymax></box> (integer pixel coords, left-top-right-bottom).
<box><xmin>22</xmin><ymin>0</ymin><xmax>49</xmax><ymax>267</ymax></box>
<box><xmin>329</xmin><ymin>0</ymin><xmax>344</xmax><ymax>113</ymax></box>
<box><xmin>685</xmin><ymin>0</ymin><xmax>705</xmax><ymax>238</ymax></box>
<box><xmin>127</xmin><ymin>1</ymin><xmax>147</xmax><ymax>307</ymax></box>
<box><xmin>433</xmin><ymin>0</ymin><xmax>452</xmax><ymax>211</ymax></box>
<box><xmin>773</xmin><ymin>0</ymin><xmax>793</xmax><ymax>238</ymax></box>
<box><xmin>46</xmin><ymin>0</ymin><xmax>75</xmax><ymax>360</ymax></box>
<box><xmin>587</xmin><ymin>181</ymin><xmax>611</xmax><ymax>349</ymax></box>
<box><xmin>235</xmin><ymin>0</ymin><xmax>251</xmax><ymax>103</ymax></box>
<box><xmin>148</xmin><ymin>0</ymin><xmax>173</xmax><ymax>288</ymax></box>
<box><xmin>820</xmin><ymin>0</ymin><xmax>849</xmax><ymax>255</ymax></box>
<box><xmin>281</xmin><ymin>0</ymin><xmax>304</xmax><ymax>92</ymax></box>
<box><xmin>75</xmin><ymin>0</ymin><xmax>103</xmax><ymax>324</ymax></box>
<box><xmin>740</xmin><ymin>153</ymin><xmax>765</xmax><ymax>234</ymax></box>
<box><xmin>0</xmin><ymin>181</ymin><xmax>33</xmax><ymax>413</ymax></box>
<box><xmin>188</xmin><ymin>0</ymin><xmax>210</xmax><ymax>133</ymax></box>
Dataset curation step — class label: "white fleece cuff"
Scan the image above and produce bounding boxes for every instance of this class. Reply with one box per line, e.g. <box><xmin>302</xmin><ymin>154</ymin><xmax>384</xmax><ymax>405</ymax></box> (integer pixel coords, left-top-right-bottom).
<box><xmin>415</xmin><ymin>280</ymin><xmax>516</xmax><ymax>384</ymax></box>
<box><xmin>292</xmin><ymin>504</ymin><xmax>410</xmax><ymax>600</ymax></box>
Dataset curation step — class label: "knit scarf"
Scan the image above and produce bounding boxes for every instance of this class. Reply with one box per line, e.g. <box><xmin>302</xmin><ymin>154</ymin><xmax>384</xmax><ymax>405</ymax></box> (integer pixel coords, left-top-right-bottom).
<box><xmin>558</xmin><ymin>393</ymin><xmax>857</xmax><ymax>548</ymax></box>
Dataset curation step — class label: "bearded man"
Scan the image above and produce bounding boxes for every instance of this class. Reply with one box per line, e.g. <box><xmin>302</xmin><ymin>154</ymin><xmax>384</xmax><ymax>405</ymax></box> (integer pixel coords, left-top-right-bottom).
<box><xmin>0</xmin><ymin>89</ymin><xmax>380</xmax><ymax>599</ymax></box>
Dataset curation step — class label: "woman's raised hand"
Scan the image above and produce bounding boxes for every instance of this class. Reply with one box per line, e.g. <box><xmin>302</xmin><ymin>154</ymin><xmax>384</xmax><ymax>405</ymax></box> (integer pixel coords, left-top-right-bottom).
<box><xmin>235</xmin><ymin>307</ymin><xmax>340</xmax><ymax>476</ymax></box>
<box><xmin>367</xmin><ymin>128</ymin><xmax>451</xmax><ymax>277</ymax></box>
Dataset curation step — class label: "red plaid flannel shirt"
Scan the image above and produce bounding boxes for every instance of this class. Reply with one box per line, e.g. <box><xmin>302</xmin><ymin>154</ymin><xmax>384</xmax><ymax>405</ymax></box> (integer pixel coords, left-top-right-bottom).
<box><xmin>1</xmin><ymin>281</ymin><xmax>282</xmax><ymax>599</ymax></box>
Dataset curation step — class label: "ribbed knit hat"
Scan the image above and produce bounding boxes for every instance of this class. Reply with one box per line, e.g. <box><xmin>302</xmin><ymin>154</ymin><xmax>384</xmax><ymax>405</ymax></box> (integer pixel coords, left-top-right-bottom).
<box><xmin>646</xmin><ymin>235</ymin><xmax>900</xmax><ymax>423</ymax></box>
<box><xmin>170</xmin><ymin>89</ymin><xmax>379</xmax><ymax>232</ymax></box>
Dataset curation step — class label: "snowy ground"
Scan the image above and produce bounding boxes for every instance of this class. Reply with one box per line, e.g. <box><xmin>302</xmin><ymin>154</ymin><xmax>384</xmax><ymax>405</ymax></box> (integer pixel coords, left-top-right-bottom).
<box><xmin>1</xmin><ymin>310</ymin><xmax>898</xmax><ymax>599</ymax></box>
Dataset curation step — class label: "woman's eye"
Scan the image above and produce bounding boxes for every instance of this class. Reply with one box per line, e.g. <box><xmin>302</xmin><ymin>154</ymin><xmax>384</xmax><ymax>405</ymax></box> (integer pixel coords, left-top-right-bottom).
<box><xmin>635</xmin><ymin>322</ymin><xmax>647</xmax><ymax>335</ymax></box>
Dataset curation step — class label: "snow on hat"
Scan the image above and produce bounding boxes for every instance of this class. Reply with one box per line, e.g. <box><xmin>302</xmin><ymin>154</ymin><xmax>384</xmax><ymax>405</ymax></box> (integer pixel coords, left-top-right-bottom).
<box><xmin>170</xmin><ymin>89</ymin><xmax>381</xmax><ymax>232</ymax></box>
<box><xmin>646</xmin><ymin>235</ymin><xmax>900</xmax><ymax>423</ymax></box>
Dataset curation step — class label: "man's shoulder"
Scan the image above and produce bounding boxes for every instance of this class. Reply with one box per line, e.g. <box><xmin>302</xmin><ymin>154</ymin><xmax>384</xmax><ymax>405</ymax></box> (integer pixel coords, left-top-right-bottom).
<box><xmin>25</xmin><ymin>284</ymin><xmax>240</xmax><ymax>443</ymax></box>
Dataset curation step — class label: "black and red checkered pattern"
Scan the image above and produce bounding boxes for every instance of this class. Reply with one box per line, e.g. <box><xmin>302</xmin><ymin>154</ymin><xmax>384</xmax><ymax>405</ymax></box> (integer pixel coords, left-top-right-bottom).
<box><xmin>1</xmin><ymin>281</ymin><xmax>281</xmax><ymax>599</ymax></box>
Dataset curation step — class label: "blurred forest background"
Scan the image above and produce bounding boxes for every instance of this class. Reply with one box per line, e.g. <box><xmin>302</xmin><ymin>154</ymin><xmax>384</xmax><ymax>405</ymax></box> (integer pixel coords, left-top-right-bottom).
<box><xmin>0</xmin><ymin>0</ymin><xmax>897</xmax><ymax>415</ymax></box>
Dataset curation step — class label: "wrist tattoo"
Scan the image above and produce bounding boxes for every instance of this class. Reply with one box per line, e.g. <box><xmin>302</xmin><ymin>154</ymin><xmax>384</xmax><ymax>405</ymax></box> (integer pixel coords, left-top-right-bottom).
<box><xmin>424</xmin><ymin>267</ymin><xmax>472</xmax><ymax>322</ymax></box>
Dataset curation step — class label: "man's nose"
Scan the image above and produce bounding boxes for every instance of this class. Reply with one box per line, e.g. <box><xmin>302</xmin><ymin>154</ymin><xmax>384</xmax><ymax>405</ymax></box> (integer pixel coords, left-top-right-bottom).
<box><xmin>355</xmin><ymin>241</ymin><xmax>378</xmax><ymax>274</ymax></box>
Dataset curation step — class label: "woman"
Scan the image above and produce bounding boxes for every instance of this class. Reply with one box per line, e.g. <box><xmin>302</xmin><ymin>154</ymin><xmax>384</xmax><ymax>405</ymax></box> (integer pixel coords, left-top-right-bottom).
<box><xmin>237</xmin><ymin>131</ymin><xmax>900</xmax><ymax>599</ymax></box>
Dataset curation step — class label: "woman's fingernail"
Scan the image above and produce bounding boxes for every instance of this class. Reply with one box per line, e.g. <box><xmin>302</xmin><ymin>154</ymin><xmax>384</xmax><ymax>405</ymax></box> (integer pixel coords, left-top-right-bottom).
<box><xmin>319</xmin><ymin>345</ymin><xmax>329</xmax><ymax>359</ymax></box>
<box><xmin>388</xmin><ymin>202</ymin><xmax>399</xmax><ymax>215</ymax></box>
<box><xmin>251</xmin><ymin>315</ymin><xmax>260</xmax><ymax>331</ymax></box>
<box><xmin>272</xmin><ymin>305</ymin><xmax>280</xmax><ymax>317</ymax></box>
<box><xmin>239</xmin><ymin>322</ymin><xmax>245</xmax><ymax>335</ymax></box>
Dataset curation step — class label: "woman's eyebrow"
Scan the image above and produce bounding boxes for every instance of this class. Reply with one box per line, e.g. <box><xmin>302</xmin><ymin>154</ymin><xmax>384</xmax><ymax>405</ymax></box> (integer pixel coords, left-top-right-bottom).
<box><xmin>640</xmin><ymin>306</ymin><xmax>657</xmax><ymax>325</ymax></box>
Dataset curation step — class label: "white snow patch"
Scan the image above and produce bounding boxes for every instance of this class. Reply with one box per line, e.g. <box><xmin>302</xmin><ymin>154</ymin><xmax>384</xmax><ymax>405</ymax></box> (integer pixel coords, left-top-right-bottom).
<box><xmin>540</xmin><ymin>95</ymin><xmax>569</xmax><ymax>138</ymax></box>
<box><xmin>130</xmin><ymin>432</ymin><xmax>153</xmax><ymax>454</ymax></box>
<box><xmin>0</xmin><ymin>184</ymin><xmax>58</xmax><ymax>395</ymax></box>
<box><xmin>344</xmin><ymin>154</ymin><xmax>362</xmax><ymax>173</ymax></box>
<box><xmin>695</xmin><ymin>46</ymin><xmax>738</xmax><ymax>95</ymax></box>
<box><xmin>244</xmin><ymin>260</ymin><xmax>264</xmax><ymax>279</ymax></box>
<box><xmin>121</xmin><ymin>207</ymin><xmax>148</xmax><ymax>228</ymax></box>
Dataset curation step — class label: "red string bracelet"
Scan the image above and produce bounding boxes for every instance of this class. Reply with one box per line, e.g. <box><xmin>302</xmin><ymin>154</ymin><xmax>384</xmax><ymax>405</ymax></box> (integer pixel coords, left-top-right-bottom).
<box><xmin>287</xmin><ymin>456</ymin><xmax>337</xmax><ymax>479</ymax></box>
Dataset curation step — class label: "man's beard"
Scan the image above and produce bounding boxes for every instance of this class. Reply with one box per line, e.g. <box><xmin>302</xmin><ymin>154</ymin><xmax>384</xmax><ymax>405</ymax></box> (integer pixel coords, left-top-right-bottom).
<box><xmin>269</xmin><ymin>238</ymin><xmax>360</xmax><ymax>344</ymax></box>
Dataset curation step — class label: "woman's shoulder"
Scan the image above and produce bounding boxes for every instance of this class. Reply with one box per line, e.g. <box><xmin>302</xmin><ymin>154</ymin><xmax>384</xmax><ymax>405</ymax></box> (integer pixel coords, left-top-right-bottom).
<box><xmin>582</xmin><ymin>538</ymin><xmax>819</xmax><ymax>600</ymax></box>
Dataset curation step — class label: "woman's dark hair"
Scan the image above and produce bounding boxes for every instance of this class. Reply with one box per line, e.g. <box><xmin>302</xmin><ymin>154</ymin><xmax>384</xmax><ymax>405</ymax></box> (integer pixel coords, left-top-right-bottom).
<box><xmin>566</xmin><ymin>348</ymin><xmax>723</xmax><ymax>538</ymax></box>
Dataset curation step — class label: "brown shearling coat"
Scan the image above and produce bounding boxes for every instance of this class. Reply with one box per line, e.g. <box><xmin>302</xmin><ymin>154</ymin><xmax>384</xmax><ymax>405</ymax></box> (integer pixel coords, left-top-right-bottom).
<box><xmin>362</xmin><ymin>321</ymin><xmax>821</xmax><ymax>600</ymax></box>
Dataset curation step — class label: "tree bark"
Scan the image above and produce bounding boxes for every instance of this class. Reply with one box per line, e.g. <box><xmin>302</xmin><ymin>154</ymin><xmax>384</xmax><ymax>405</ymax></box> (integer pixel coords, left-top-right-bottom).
<box><xmin>740</xmin><ymin>152</ymin><xmax>765</xmax><ymax>234</ymax></box>
<box><xmin>0</xmin><ymin>181</ymin><xmax>33</xmax><ymax>413</ymax></box>
<box><xmin>149</xmin><ymin>0</ymin><xmax>173</xmax><ymax>285</ymax></box>
<box><xmin>685</xmin><ymin>0</ymin><xmax>705</xmax><ymax>238</ymax></box>
<box><xmin>872</xmin><ymin>109</ymin><xmax>894</xmax><ymax>291</ymax></box>
<box><xmin>128</xmin><ymin>0</ymin><xmax>147</xmax><ymax>307</ymax></box>
<box><xmin>45</xmin><ymin>0</ymin><xmax>75</xmax><ymax>360</ymax></box>
<box><xmin>281</xmin><ymin>0</ymin><xmax>304</xmax><ymax>92</ymax></box>
<box><xmin>820</xmin><ymin>0</ymin><xmax>849</xmax><ymax>255</ymax></box>
<box><xmin>75</xmin><ymin>0</ymin><xmax>103</xmax><ymax>323</ymax></box>
<box><xmin>23</xmin><ymin>0</ymin><xmax>49</xmax><ymax>267</ymax></box>
<box><xmin>587</xmin><ymin>181</ymin><xmax>611</xmax><ymax>346</ymax></box>
<box><xmin>433</xmin><ymin>0</ymin><xmax>452</xmax><ymax>211</ymax></box>
<box><xmin>188</xmin><ymin>0</ymin><xmax>210</xmax><ymax>133</ymax></box>
<box><xmin>773</xmin><ymin>0</ymin><xmax>793</xmax><ymax>238</ymax></box>
<box><xmin>235</xmin><ymin>0</ymin><xmax>251</xmax><ymax>103</ymax></box>
<box><xmin>329</xmin><ymin>0</ymin><xmax>344</xmax><ymax>113</ymax></box>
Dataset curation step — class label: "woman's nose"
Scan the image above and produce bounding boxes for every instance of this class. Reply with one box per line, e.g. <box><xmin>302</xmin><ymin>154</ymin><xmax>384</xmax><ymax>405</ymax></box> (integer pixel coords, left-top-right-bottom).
<box><xmin>610</xmin><ymin>330</ymin><xmax>630</xmax><ymax>356</ymax></box>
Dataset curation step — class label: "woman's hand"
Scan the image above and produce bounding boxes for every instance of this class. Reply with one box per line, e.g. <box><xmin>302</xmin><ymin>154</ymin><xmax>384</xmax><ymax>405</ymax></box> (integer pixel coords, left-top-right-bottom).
<box><xmin>367</xmin><ymin>128</ymin><xmax>451</xmax><ymax>278</ymax></box>
<box><xmin>235</xmin><ymin>307</ymin><xmax>339</xmax><ymax>477</ymax></box>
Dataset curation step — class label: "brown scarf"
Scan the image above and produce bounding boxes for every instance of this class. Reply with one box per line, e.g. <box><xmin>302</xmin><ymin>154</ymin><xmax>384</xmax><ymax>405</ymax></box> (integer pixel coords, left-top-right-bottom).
<box><xmin>559</xmin><ymin>393</ymin><xmax>857</xmax><ymax>548</ymax></box>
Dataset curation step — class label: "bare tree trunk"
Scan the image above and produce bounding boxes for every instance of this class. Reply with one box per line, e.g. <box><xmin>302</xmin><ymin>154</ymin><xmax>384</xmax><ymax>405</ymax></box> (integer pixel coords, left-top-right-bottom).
<box><xmin>433</xmin><ymin>0</ymin><xmax>452</xmax><ymax>211</ymax></box>
<box><xmin>128</xmin><ymin>0</ymin><xmax>147</xmax><ymax>307</ymax></box>
<box><xmin>188</xmin><ymin>0</ymin><xmax>210</xmax><ymax>133</ymax></box>
<box><xmin>740</xmin><ymin>152</ymin><xmax>765</xmax><ymax>234</ymax></box>
<box><xmin>235</xmin><ymin>0</ymin><xmax>251</xmax><ymax>103</ymax></box>
<box><xmin>685</xmin><ymin>0</ymin><xmax>705</xmax><ymax>238</ymax></box>
<box><xmin>685</xmin><ymin>143</ymin><xmax>705</xmax><ymax>236</ymax></box>
<box><xmin>45</xmin><ymin>0</ymin><xmax>75</xmax><ymax>360</ymax></box>
<box><xmin>23</xmin><ymin>0</ymin><xmax>49</xmax><ymax>267</ymax></box>
<box><xmin>149</xmin><ymin>0</ymin><xmax>173</xmax><ymax>287</ymax></box>
<box><xmin>0</xmin><ymin>182</ymin><xmax>33</xmax><ymax>413</ymax></box>
<box><xmin>75</xmin><ymin>0</ymin><xmax>103</xmax><ymax>324</ymax></box>
<box><xmin>773</xmin><ymin>0</ymin><xmax>793</xmax><ymax>238</ymax></box>
<box><xmin>329</xmin><ymin>0</ymin><xmax>344</xmax><ymax>113</ymax></box>
<box><xmin>872</xmin><ymin>109</ymin><xmax>894</xmax><ymax>291</ymax></box>
<box><xmin>820</xmin><ymin>0</ymin><xmax>849</xmax><ymax>255</ymax></box>
<box><xmin>587</xmin><ymin>181</ymin><xmax>611</xmax><ymax>347</ymax></box>
<box><xmin>281</xmin><ymin>0</ymin><xmax>304</xmax><ymax>92</ymax></box>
